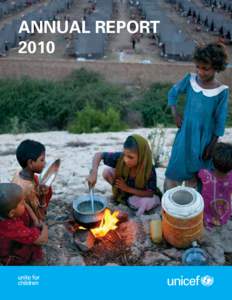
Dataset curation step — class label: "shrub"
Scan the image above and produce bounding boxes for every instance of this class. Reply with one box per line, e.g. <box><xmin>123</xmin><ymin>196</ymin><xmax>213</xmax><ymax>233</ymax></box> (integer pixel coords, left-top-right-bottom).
<box><xmin>131</xmin><ymin>83</ymin><xmax>175</xmax><ymax>127</ymax></box>
<box><xmin>133</xmin><ymin>82</ymin><xmax>232</xmax><ymax>128</ymax></box>
<box><xmin>68</xmin><ymin>105</ymin><xmax>126</xmax><ymax>133</ymax></box>
<box><xmin>0</xmin><ymin>69</ymin><xmax>129</xmax><ymax>133</ymax></box>
<box><xmin>0</xmin><ymin>69</ymin><xmax>231</xmax><ymax>133</ymax></box>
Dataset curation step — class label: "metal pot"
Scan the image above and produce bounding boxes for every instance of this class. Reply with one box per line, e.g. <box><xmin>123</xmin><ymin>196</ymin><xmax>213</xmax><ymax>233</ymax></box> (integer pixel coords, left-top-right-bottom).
<box><xmin>73</xmin><ymin>195</ymin><xmax>107</xmax><ymax>228</ymax></box>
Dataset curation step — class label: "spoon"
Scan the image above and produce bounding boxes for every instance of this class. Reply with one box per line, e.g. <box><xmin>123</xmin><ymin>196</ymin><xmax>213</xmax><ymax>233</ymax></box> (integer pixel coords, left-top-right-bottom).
<box><xmin>89</xmin><ymin>187</ymin><xmax>95</xmax><ymax>212</ymax></box>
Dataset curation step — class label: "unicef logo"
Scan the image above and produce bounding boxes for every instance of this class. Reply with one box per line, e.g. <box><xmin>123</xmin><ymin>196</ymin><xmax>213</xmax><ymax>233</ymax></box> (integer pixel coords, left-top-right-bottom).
<box><xmin>201</xmin><ymin>275</ymin><xmax>214</xmax><ymax>287</ymax></box>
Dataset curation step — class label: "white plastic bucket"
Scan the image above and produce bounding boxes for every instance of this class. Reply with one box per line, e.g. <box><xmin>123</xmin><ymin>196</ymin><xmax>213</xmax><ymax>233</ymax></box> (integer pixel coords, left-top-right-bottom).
<box><xmin>162</xmin><ymin>187</ymin><xmax>204</xmax><ymax>248</ymax></box>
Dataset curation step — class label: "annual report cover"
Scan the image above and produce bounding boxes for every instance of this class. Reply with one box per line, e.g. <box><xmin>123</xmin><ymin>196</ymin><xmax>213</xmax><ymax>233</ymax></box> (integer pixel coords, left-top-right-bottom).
<box><xmin>0</xmin><ymin>0</ymin><xmax>231</xmax><ymax>298</ymax></box>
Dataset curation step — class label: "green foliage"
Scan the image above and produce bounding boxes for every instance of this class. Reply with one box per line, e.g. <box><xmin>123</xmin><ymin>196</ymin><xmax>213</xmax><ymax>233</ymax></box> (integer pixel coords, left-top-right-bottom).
<box><xmin>8</xmin><ymin>116</ymin><xmax>27</xmax><ymax>134</ymax></box>
<box><xmin>0</xmin><ymin>68</ymin><xmax>231</xmax><ymax>133</ymax></box>
<box><xmin>68</xmin><ymin>106</ymin><xmax>126</xmax><ymax>133</ymax></box>
<box><xmin>132</xmin><ymin>82</ymin><xmax>232</xmax><ymax>127</ymax></box>
<box><xmin>131</xmin><ymin>83</ymin><xmax>186</xmax><ymax>127</ymax></box>
<box><xmin>0</xmin><ymin>69</ymin><xmax>129</xmax><ymax>133</ymax></box>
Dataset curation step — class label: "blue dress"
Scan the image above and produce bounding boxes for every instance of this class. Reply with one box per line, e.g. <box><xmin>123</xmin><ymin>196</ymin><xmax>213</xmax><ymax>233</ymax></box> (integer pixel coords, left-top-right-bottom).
<box><xmin>166</xmin><ymin>73</ymin><xmax>229</xmax><ymax>181</ymax></box>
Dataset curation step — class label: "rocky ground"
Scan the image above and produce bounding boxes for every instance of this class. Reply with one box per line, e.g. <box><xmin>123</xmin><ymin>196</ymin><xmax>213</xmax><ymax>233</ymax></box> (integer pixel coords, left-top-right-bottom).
<box><xmin>1</xmin><ymin>128</ymin><xmax>232</xmax><ymax>266</ymax></box>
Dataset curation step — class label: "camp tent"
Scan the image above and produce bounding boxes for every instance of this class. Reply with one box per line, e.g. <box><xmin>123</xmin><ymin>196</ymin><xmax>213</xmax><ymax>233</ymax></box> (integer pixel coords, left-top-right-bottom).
<box><xmin>0</xmin><ymin>0</ymin><xmax>75</xmax><ymax>53</ymax></box>
<box><xmin>71</xmin><ymin>0</ymin><xmax>113</xmax><ymax>59</ymax></box>
<box><xmin>74</xmin><ymin>30</ymin><xmax>105</xmax><ymax>59</ymax></box>
<box><xmin>139</xmin><ymin>0</ymin><xmax>195</xmax><ymax>60</ymax></box>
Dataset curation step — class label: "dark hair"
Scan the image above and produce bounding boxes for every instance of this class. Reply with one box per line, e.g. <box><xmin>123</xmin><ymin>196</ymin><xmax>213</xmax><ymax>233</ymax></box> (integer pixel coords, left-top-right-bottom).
<box><xmin>0</xmin><ymin>183</ymin><xmax>22</xmax><ymax>219</ymax></box>
<box><xmin>123</xmin><ymin>136</ymin><xmax>138</xmax><ymax>152</ymax></box>
<box><xmin>212</xmin><ymin>143</ymin><xmax>232</xmax><ymax>173</ymax></box>
<box><xmin>193</xmin><ymin>43</ymin><xmax>228</xmax><ymax>72</ymax></box>
<box><xmin>16</xmin><ymin>139</ymin><xmax>45</xmax><ymax>168</ymax></box>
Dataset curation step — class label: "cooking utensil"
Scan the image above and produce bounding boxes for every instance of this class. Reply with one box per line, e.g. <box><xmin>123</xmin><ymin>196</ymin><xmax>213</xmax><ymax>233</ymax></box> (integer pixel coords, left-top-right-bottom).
<box><xmin>39</xmin><ymin>159</ymin><xmax>61</xmax><ymax>186</ymax></box>
<box><xmin>89</xmin><ymin>187</ymin><xmax>95</xmax><ymax>212</ymax></box>
<box><xmin>73</xmin><ymin>194</ymin><xmax>107</xmax><ymax>228</ymax></box>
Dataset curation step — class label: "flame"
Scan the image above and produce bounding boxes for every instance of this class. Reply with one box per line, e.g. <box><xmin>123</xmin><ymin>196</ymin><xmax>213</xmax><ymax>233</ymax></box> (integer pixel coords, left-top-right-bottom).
<box><xmin>90</xmin><ymin>208</ymin><xmax>120</xmax><ymax>238</ymax></box>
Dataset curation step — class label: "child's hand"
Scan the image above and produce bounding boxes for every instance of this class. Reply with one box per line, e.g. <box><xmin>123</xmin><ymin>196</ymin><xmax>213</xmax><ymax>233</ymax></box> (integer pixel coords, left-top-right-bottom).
<box><xmin>38</xmin><ymin>185</ymin><xmax>50</xmax><ymax>196</ymax></box>
<box><xmin>202</xmin><ymin>144</ymin><xmax>213</xmax><ymax>160</ymax></box>
<box><xmin>115</xmin><ymin>178</ymin><xmax>130</xmax><ymax>193</ymax></box>
<box><xmin>174</xmin><ymin>113</ymin><xmax>182</xmax><ymax>128</ymax></box>
<box><xmin>25</xmin><ymin>203</ymin><xmax>40</xmax><ymax>226</ymax></box>
<box><xmin>171</xmin><ymin>106</ymin><xmax>182</xmax><ymax>128</ymax></box>
<box><xmin>34</xmin><ymin>219</ymin><xmax>43</xmax><ymax>229</ymax></box>
<box><xmin>203</xmin><ymin>136</ymin><xmax>218</xmax><ymax>161</ymax></box>
<box><xmin>87</xmin><ymin>172</ymin><xmax>97</xmax><ymax>188</ymax></box>
<box><xmin>34</xmin><ymin>223</ymin><xmax>48</xmax><ymax>245</ymax></box>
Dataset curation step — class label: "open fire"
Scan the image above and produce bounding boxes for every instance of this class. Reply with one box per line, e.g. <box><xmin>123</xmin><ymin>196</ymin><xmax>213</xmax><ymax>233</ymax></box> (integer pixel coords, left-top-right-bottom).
<box><xmin>90</xmin><ymin>209</ymin><xmax>120</xmax><ymax>238</ymax></box>
<box><xmin>68</xmin><ymin>206</ymin><xmax>142</xmax><ymax>264</ymax></box>
<box><xmin>76</xmin><ymin>208</ymin><xmax>120</xmax><ymax>238</ymax></box>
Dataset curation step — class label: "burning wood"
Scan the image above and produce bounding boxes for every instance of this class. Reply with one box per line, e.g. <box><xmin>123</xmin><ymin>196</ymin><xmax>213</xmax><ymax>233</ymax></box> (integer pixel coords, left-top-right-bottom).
<box><xmin>89</xmin><ymin>220</ymin><xmax>145</xmax><ymax>265</ymax></box>
<box><xmin>90</xmin><ymin>209</ymin><xmax>120</xmax><ymax>238</ymax></box>
<box><xmin>66</xmin><ymin>208</ymin><xmax>145</xmax><ymax>265</ymax></box>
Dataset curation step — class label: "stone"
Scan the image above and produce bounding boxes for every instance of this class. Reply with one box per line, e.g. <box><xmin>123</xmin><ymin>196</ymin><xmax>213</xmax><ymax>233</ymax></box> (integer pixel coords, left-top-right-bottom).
<box><xmin>162</xmin><ymin>248</ymin><xmax>182</xmax><ymax>260</ymax></box>
<box><xmin>142</xmin><ymin>251</ymin><xmax>171</xmax><ymax>265</ymax></box>
<box><xmin>46</xmin><ymin>248</ymin><xmax>69</xmax><ymax>266</ymax></box>
<box><xmin>201</xmin><ymin>222</ymin><xmax>232</xmax><ymax>264</ymax></box>
<box><xmin>104</xmin><ymin>263</ymin><xmax>119</xmax><ymax>266</ymax></box>
<box><xmin>54</xmin><ymin>224</ymin><xmax>67</xmax><ymax>239</ymax></box>
<box><xmin>205</xmin><ymin>245</ymin><xmax>225</xmax><ymax>265</ymax></box>
<box><xmin>142</xmin><ymin>237</ymin><xmax>153</xmax><ymax>248</ymax></box>
<box><xmin>68</xmin><ymin>256</ymin><xmax>86</xmax><ymax>266</ymax></box>
<box><xmin>166</xmin><ymin>261</ymin><xmax>182</xmax><ymax>266</ymax></box>
<box><xmin>128</xmin><ymin>246</ymin><xmax>142</xmax><ymax>263</ymax></box>
<box><xmin>140</xmin><ymin>213</ymin><xmax>161</xmax><ymax>223</ymax></box>
<box><xmin>74</xmin><ymin>229</ymin><xmax>96</xmax><ymax>252</ymax></box>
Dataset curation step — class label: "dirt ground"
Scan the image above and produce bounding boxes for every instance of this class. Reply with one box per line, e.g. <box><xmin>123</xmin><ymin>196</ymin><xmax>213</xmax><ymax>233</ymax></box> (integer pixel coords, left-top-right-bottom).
<box><xmin>3</xmin><ymin>0</ymin><xmax>232</xmax><ymax>63</ymax></box>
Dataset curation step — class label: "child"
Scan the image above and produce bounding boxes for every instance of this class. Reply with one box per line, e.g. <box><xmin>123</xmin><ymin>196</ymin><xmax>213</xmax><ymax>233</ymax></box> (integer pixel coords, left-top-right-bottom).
<box><xmin>87</xmin><ymin>134</ymin><xmax>161</xmax><ymax>216</ymax></box>
<box><xmin>12</xmin><ymin>140</ymin><xmax>52</xmax><ymax>221</ymax></box>
<box><xmin>198</xmin><ymin>143</ymin><xmax>232</xmax><ymax>229</ymax></box>
<box><xmin>164</xmin><ymin>43</ymin><xmax>229</xmax><ymax>191</ymax></box>
<box><xmin>0</xmin><ymin>183</ymin><xmax>48</xmax><ymax>265</ymax></box>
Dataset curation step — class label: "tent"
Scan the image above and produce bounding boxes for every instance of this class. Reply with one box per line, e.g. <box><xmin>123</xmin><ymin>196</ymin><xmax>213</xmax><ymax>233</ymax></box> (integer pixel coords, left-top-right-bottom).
<box><xmin>0</xmin><ymin>0</ymin><xmax>75</xmax><ymax>53</ymax></box>
<box><xmin>71</xmin><ymin>0</ymin><xmax>113</xmax><ymax>59</ymax></box>
<box><xmin>139</xmin><ymin>0</ymin><xmax>195</xmax><ymax>60</ymax></box>
<box><xmin>74</xmin><ymin>31</ymin><xmax>105</xmax><ymax>59</ymax></box>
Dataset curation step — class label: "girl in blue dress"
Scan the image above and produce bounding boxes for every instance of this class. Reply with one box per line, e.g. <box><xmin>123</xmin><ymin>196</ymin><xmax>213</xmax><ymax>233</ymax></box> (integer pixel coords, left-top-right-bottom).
<box><xmin>164</xmin><ymin>43</ymin><xmax>229</xmax><ymax>191</ymax></box>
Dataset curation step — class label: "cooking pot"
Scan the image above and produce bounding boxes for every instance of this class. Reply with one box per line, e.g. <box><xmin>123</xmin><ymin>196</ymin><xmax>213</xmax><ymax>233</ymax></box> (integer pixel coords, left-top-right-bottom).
<box><xmin>73</xmin><ymin>195</ymin><xmax>107</xmax><ymax>228</ymax></box>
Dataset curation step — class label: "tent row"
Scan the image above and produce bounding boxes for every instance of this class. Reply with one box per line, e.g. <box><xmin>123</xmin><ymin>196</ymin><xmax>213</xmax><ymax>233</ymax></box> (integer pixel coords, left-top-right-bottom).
<box><xmin>139</xmin><ymin>0</ymin><xmax>195</xmax><ymax>60</ymax></box>
<box><xmin>172</xmin><ymin>0</ymin><xmax>232</xmax><ymax>40</ymax></box>
<box><xmin>0</xmin><ymin>0</ymin><xmax>40</xmax><ymax>20</ymax></box>
<box><xmin>203</xmin><ymin>0</ymin><xmax>232</xmax><ymax>12</ymax></box>
<box><xmin>72</xmin><ymin>0</ymin><xmax>113</xmax><ymax>59</ymax></box>
<box><xmin>0</xmin><ymin>0</ymin><xmax>74</xmax><ymax>56</ymax></box>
